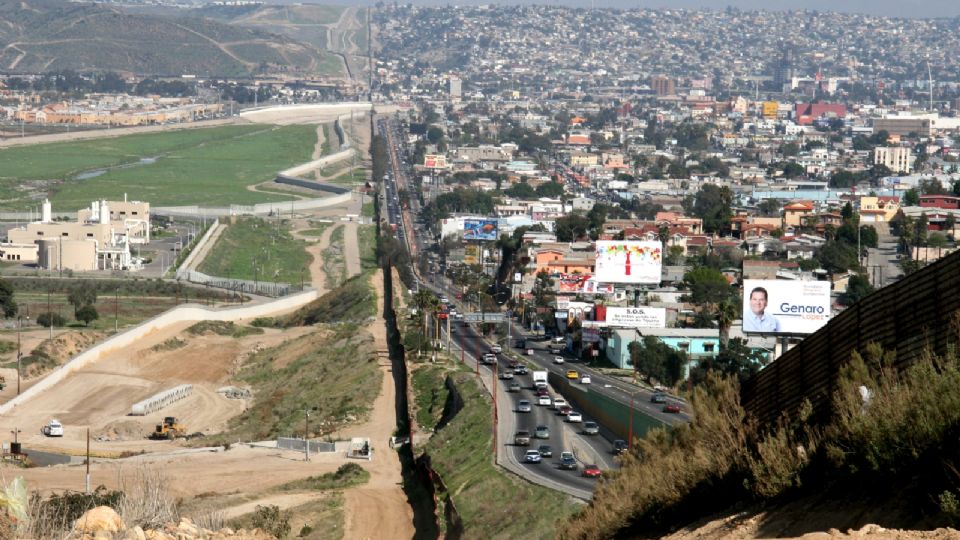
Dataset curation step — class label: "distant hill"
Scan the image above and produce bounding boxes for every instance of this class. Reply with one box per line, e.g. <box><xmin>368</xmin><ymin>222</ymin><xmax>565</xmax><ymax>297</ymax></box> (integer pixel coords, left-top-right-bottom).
<box><xmin>0</xmin><ymin>0</ymin><xmax>337</xmax><ymax>76</ymax></box>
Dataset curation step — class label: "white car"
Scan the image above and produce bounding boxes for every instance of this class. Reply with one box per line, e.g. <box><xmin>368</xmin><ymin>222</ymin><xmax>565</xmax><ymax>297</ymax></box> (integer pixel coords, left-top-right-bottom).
<box><xmin>553</xmin><ymin>356</ymin><xmax>565</xmax><ymax>364</ymax></box>
<box><xmin>491</xmin><ymin>345</ymin><xmax>502</xmax><ymax>354</ymax></box>
<box><xmin>580</xmin><ymin>375</ymin><xmax>592</xmax><ymax>385</ymax></box>
<box><xmin>552</xmin><ymin>398</ymin><xmax>568</xmax><ymax>410</ymax></box>
<box><xmin>538</xmin><ymin>395</ymin><xmax>552</xmax><ymax>406</ymax></box>
<box><xmin>42</xmin><ymin>419</ymin><xmax>64</xmax><ymax>437</ymax></box>
<box><xmin>566</xmin><ymin>411</ymin><xmax>583</xmax><ymax>423</ymax></box>
<box><xmin>524</xmin><ymin>449</ymin><xmax>542</xmax><ymax>464</ymax></box>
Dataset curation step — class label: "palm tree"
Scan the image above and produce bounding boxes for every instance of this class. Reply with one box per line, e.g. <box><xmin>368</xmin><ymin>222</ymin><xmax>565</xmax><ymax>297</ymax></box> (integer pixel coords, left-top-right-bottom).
<box><xmin>716</xmin><ymin>299</ymin><xmax>738</xmax><ymax>350</ymax></box>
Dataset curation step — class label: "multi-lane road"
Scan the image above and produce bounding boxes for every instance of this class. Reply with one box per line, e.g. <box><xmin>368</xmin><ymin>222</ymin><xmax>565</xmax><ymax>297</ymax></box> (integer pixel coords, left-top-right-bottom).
<box><xmin>376</xmin><ymin>114</ymin><xmax>690</xmax><ymax>499</ymax></box>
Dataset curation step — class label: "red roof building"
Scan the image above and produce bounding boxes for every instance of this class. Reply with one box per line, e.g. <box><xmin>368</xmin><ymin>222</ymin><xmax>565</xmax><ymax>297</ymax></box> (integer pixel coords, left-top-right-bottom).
<box><xmin>795</xmin><ymin>103</ymin><xmax>847</xmax><ymax>125</ymax></box>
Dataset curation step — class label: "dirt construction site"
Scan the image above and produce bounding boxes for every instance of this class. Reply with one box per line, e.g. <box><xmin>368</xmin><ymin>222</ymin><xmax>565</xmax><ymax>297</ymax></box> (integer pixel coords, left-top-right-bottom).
<box><xmin>0</xmin><ymin>109</ymin><xmax>416</xmax><ymax>537</ymax></box>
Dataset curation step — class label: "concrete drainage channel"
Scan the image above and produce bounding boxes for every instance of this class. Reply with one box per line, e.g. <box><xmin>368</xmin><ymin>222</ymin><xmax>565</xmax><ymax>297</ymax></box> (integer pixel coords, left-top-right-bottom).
<box><xmin>383</xmin><ymin>260</ymin><xmax>441</xmax><ymax>539</ymax></box>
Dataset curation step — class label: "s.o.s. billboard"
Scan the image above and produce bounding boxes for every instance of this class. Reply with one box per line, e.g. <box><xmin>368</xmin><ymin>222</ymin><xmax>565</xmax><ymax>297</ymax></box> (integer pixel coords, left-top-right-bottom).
<box><xmin>742</xmin><ymin>279</ymin><xmax>832</xmax><ymax>335</ymax></box>
<box><xmin>594</xmin><ymin>241</ymin><xmax>662</xmax><ymax>284</ymax></box>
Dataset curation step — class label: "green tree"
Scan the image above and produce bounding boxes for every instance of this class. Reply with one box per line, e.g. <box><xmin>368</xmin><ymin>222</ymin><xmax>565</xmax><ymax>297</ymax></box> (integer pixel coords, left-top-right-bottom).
<box><xmin>682</xmin><ymin>266</ymin><xmax>732</xmax><ymax>307</ymax></box>
<box><xmin>782</xmin><ymin>162</ymin><xmax>805</xmax><ymax>178</ymax></box>
<box><xmin>781</xmin><ymin>142</ymin><xmax>800</xmax><ymax>157</ymax></box>
<box><xmin>535</xmin><ymin>182</ymin><xmax>565</xmax><ymax>198</ymax></box>
<box><xmin>841</xmin><ymin>274</ymin><xmax>875</xmax><ymax>305</ymax></box>
<box><xmin>903</xmin><ymin>189</ymin><xmax>920</xmax><ymax>206</ymax></box>
<box><xmin>817</xmin><ymin>240</ymin><xmax>859</xmax><ymax>273</ymax></box>
<box><xmin>830</xmin><ymin>169</ymin><xmax>858</xmax><ymax>188</ymax></box>
<box><xmin>0</xmin><ymin>279</ymin><xmax>16</xmax><ymax>318</ymax></box>
<box><xmin>713</xmin><ymin>337</ymin><xmax>764</xmax><ymax>381</ymax></box>
<box><xmin>532</xmin><ymin>270</ymin><xmax>555</xmax><ymax>308</ymax></box>
<box><xmin>682</xmin><ymin>184</ymin><xmax>733</xmax><ymax>234</ymax></box>
<box><xmin>75</xmin><ymin>304</ymin><xmax>99</xmax><ymax>326</ymax></box>
<box><xmin>628</xmin><ymin>336</ymin><xmax>687</xmax><ymax>387</ymax></box>
<box><xmin>37</xmin><ymin>312</ymin><xmax>66</xmax><ymax>328</ymax></box>
<box><xmin>503</xmin><ymin>182</ymin><xmax>536</xmax><ymax>199</ymax></box>
<box><xmin>67</xmin><ymin>281</ymin><xmax>97</xmax><ymax>317</ymax></box>
<box><xmin>554</xmin><ymin>214</ymin><xmax>591</xmax><ymax>242</ymax></box>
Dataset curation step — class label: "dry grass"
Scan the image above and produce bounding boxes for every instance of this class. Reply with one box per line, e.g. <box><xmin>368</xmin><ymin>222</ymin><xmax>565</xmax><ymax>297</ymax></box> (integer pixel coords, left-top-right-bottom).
<box><xmin>562</xmin><ymin>334</ymin><xmax>960</xmax><ymax>538</ymax></box>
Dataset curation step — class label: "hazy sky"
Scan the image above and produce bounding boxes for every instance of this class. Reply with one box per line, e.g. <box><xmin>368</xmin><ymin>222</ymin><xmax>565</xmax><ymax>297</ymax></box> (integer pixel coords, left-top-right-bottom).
<box><xmin>384</xmin><ymin>1</ymin><xmax>960</xmax><ymax>19</ymax></box>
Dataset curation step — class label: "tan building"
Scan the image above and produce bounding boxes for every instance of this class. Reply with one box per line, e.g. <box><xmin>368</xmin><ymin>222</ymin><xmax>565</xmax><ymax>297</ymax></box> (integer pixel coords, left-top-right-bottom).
<box><xmin>783</xmin><ymin>201</ymin><xmax>815</xmax><ymax>229</ymax></box>
<box><xmin>650</xmin><ymin>75</ymin><xmax>675</xmax><ymax>96</ymax></box>
<box><xmin>873</xmin><ymin>147</ymin><xmax>915</xmax><ymax>174</ymax></box>
<box><xmin>859</xmin><ymin>195</ymin><xmax>900</xmax><ymax>223</ymax></box>
<box><xmin>4</xmin><ymin>198</ymin><xmax>149</xmax><ymax>271</ymax></box>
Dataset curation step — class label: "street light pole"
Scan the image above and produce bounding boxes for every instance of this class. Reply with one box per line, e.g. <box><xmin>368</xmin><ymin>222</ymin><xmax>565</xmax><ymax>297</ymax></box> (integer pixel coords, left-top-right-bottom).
<box><xmin>16</xmin><ymin>316</ymin><xmax>23</xmax><ymax>395</ymax></box>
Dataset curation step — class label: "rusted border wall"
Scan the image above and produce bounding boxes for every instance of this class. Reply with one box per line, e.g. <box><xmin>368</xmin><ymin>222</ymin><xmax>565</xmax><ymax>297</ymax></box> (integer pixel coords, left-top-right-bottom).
<box><xmin>742</xmin><ymin>249</ymin><xmax>960</xmax><ymax>425</ymax></box>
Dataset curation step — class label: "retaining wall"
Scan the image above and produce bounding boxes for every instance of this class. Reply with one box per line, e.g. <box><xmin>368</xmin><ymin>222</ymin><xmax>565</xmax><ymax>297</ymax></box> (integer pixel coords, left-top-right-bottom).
<box><xmin>0</xmin><ymin>289</ymin><xmax>318</xmax><ymax>415</ymax></box>
<box><xmin>153</xmin><ymin>192</ymin><xmax>353</xmax><ymax>218</ymax></box>
<box><xmin>175</xmin><ymin>218</ymin><xmax>220</xmax><ymax>275</ymax></box>
<box><xmin>549</xmin><ymin>372</ymin><xmax>666</xmax><ymax>443</ymax></box>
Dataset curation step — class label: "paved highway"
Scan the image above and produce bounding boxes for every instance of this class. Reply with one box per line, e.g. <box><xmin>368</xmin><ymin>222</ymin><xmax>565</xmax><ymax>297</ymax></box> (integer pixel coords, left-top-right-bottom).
<box><xmin>376</xmin><ymin>113</ymin><xmax>691</xmax><ymax>499</ymax></box>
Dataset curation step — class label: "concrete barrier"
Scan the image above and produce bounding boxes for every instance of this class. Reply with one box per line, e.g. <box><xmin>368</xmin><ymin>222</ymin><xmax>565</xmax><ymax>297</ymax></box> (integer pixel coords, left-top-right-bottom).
<box><xmin>131</xmin><ymin>384</ymin><xmax>193</xmax><ymax>416</ymax></box>
<box><xmin>0</xmin><ymin>288</ymin><xmax>318</xmax><ymax>415</ymax></box>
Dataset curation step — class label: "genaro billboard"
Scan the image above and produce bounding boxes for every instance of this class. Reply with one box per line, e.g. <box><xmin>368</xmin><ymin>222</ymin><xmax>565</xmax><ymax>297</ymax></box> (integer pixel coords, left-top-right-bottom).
<box><xmin>463</xmin><ymin>219</ymin><xmax>498</xmax><ymax>241</ymax></box>
<box><xmin>594</xmin><ymin>241</ymin><xmax>663</xmax><ymax>284</ymax></box>
<box><xmin>742</xmin><ymin>279</ymin><xmax>832</xmax><ymax>335</ymax></box>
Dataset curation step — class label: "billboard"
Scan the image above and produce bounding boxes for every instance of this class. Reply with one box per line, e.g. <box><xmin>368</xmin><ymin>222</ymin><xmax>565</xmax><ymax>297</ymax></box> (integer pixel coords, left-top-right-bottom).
<box><xmin>594</xmin><ymin>241</ymin><xmax>663</xmax><ymax>284</ymax></box>
<box><xmin>605</xmin><ymin>307</ymin><xmax>667</xmax><ymax>329</ymax></box>
<box><xmin>424</xmin><ymin>154</ymin><xmax>448</xmax><ymax>169</ymax></box>
<box><xmin>464</xmin><ymin>244</ymin><xmax>480</xmax><ymax>265</ymax></box>
<box><xmin>463</xmin><ymin>219</ymin><xmax>498</xmax><ymax>241</ymax></box>
<box><xmin>558</xmin><ymin>273</ymin><xmax>614</xmax><ymax>294</ymax></box>
<box><xmin>742</xmin><ymin>279</ymin><xmax>832</xmax><ymax>335</ymax></box>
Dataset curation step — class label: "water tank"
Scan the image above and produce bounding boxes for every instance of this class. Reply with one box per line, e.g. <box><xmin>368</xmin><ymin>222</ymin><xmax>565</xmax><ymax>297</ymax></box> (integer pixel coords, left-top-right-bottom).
<box><xmin>99</xmin><ymin>200</ymin><xmax>110</xmax><ymax>225</ymax></box>
<box><xmin>41</xmin><ymin>199</ymin><xmax>51</xmax><ymax>223</ymax></box>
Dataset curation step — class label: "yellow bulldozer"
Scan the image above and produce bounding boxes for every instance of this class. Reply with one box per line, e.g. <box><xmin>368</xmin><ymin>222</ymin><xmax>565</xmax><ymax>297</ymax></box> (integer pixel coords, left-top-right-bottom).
<box><xmin>149</xmin><ymin>417</ymin><xmax>186</xmax><ymax>440</ymax></box>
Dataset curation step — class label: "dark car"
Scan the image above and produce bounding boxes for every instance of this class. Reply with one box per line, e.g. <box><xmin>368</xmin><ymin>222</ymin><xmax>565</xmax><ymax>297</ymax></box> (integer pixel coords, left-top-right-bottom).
<box><xmin>582</xmin><ymin>464</ymin><xmax>602</xmax><ymax>478</ymax></box>
<box><xmin>612</xmin><ymin>440</ymin><xmax>628</xmax><ymax>455</ymax></box>
<box><xmin>650</xmin><ymin>392</ymin><xmax>667</xmax><ymax>404</ymax></box>
<box><xmin>559</xmin><ymin>452</ymin><xmax>578</xmax><ymax>470</ymax></box>
<box><xmin>514</xmin><ymin>365</ymin><xmax>529</xmax><ymax>375</ymax></box>
<box><xmin>538</xmin><ymin>444</ymin><xmax>553</xmax><ymax>458</ymax></box>
<box><xmin>663</xmin><ymin>403</ymin><xmax>682</xmax><ymax>414</ymax></box>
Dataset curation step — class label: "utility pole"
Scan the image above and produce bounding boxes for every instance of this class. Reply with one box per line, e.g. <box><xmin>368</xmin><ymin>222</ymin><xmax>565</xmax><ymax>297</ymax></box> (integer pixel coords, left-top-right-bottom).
<box><xmin>304</xmin><ymin>409</ymin><xmax>311</xmax><ymax>462</ymax></box>
<box><xmin>85</xmin><ymin>428</ymin><xmax>91</xmax><ymax>494</ymax></box>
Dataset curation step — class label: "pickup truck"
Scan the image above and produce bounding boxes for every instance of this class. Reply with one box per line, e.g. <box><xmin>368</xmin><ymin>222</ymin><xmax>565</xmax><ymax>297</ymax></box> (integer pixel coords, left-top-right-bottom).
<box><xmin>514</xmin><ymin>430</ymin><xmax>531</xmax><ymax>446</ymax></box>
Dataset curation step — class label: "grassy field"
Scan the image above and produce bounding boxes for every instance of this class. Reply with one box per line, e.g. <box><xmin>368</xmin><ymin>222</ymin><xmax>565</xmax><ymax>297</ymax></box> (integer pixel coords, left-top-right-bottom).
<box><xmin>358</xmin><ymin>224</ymin><xmax>377</xmax><ymax>272</ymax></box>
<box><xmin>0</xmin><ymin>124</ymin><xmax>319</xmax><ymax>210</ymax></box>
<box><xmin>416</xmin><ymin>367</ymin><xmax>579</xmax><ymax>539</ymax></box>
<box><xmin>327</xmin><ymin>167</ymin><xmax>367</xmax><ymax>185</ymax></box>
<box><xmin>197</xmin><ymin>217</ymin><xmax>312</xmax><ymax>285</ymax></box>
<box><xmin>204</xmin><ymin>324</ymin><xmax>380</xmax><ymax>442</ymax></box>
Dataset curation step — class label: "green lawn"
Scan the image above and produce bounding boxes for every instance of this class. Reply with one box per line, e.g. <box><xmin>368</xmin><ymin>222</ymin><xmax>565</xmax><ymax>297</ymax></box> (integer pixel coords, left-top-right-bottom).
<box><xmin>358</xmin><ymin>224</ymin><xmax>377</xmax><ymax>272</ymax></box>
<box><xmin>326</xmin><ymin>167</ymin><xmax>366</xmax><ymax>185</ymax></box>
<box><xmin>417</xmin><ymin>369</ymin><xmax>579</xmax><ymax>539</ymax></box>
<box><xmin>197</xmin><ymin>217</ymin><xmax>312</xmax><ymax>285</ymax></box>
<box><xmin>0</xmin><ymin>124</ymin><xmax>320</xmax><ymax>210</ymax></box>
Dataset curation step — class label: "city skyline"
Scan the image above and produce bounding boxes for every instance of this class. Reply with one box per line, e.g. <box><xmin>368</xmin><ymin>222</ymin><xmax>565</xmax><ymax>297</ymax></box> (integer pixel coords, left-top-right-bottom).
<box><xmin>356</xmin><ymin>0</ymin><xmax>960</xmax><ymax>19</ymax></box>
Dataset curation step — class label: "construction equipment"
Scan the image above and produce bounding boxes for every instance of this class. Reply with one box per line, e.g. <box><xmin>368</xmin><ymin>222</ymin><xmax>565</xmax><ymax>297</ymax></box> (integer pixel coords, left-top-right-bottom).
<box><xmin>149</xmin><ymin>417</ymin><xmax>186</xmax><ymax>440</ymax></box>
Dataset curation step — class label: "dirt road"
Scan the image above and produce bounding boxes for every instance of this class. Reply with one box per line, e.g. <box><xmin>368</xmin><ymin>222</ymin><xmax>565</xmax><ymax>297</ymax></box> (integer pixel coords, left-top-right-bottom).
<box><xmin>343</xmin><ymin>221</ymin><xmax>361</xmax><ymax>279</ymax></box>
<box><xmin>340</xmin><ymin>270</ymin><xmax>415</xmax><ymax>539</ymax></box>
